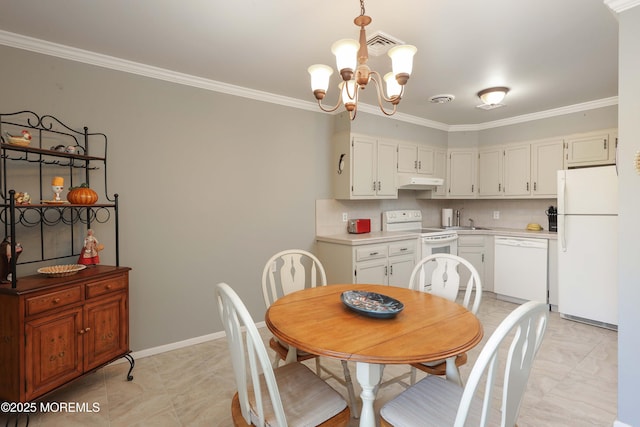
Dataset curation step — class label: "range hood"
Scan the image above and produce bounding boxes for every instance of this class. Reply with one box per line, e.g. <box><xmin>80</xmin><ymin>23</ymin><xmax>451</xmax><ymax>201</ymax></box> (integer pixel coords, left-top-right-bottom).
<box><xmin>396</xmin><ymin>175</ymin><xmax>444</xmax><ymax>190</ymax></box>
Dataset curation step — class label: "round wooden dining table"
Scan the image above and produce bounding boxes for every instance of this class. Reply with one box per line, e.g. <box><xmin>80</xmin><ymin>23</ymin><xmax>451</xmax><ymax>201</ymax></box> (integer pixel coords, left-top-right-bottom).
<box><xmin>265</xmin><ymin>283</ymin><xmax>483</xmax><ymax>427</ymax></box>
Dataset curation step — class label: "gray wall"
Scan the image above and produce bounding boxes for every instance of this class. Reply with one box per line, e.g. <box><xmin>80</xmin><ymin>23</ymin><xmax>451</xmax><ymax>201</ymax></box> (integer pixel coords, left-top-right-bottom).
<box><xmin>0</xmin><ymin>45</ymin><xmax>334</xmax><ymax>350</ymax></box>
<box><xmin>616</xmin><ymin>6</ymin><xmax>640</xmax><ymax>426</ymax></box>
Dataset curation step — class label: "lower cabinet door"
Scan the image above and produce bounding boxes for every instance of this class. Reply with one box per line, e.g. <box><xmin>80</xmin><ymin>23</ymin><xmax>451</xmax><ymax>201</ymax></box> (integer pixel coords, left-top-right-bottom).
<box><xmin>84</xmin><ymin>292</ymin><xmax>128</xmax><ymax>371</ymax></box>
<box><xmin>388</xmin><ymin>255</ymin><xmax>416</xmax><ymax>288</ymax></box>
<box><xmin>25</xmin><ymin>308</ymin><xmax>83</xmax><ymax>400</ymax></box>
<box><xmin>355</xmin><ymin>260</ymin><xmax>388</xmax><ymax>285</ymax></box>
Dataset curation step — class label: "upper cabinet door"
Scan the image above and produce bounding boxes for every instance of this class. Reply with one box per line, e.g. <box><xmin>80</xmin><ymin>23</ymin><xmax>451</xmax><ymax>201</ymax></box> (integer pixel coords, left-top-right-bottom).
<box><xmin>565</xmin><ymin>130</ymin><xmax>615</xmax><ymax>168</ymax></box>
<box><xmin>351</xmin><ymin>136</ymin><xmax>377</xmax><ymax>197</ymax></box>
<box><xmin>447</xmin><ymin>149</ymin><xmax>477</xmax><ymax>198</ymax></box>
<box><xmin>503</xmin><ymin>144</ymin><xmax>531</xmax><ymax>197</ymax></box>
<box><xmin>397</xmin><ymin>142</ymin><xmax>418</xmax><ymax>173</ymax></box>
<box><xmin>531</xmin><ymin>138</ymin><xmax>564</xmax><ymax>197</ymax></box>
<box><xmin>478</xmin><ymin>146</ymin><xmax>503</xmax><ymax>197</ymax></box>
<box><xmin>376</xmin><ymin>139</ymin><xmax>398</xmax><ymax>197</ymax></box>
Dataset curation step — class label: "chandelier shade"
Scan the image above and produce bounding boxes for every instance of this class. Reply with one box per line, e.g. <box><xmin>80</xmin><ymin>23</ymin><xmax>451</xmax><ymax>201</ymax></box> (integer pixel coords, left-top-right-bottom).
<box><xmin>308</xmin><ymin>0</ymin><xmax>416</xmax><ymax>119</ymax></box>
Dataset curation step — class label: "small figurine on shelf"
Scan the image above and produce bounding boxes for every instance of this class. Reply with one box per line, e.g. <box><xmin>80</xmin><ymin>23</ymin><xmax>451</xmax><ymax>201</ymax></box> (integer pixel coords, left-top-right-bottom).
<box><xmin>78</xmin><ymin>229</ymin><xmax>103</xmax><ymax>266</ymax></box>
<box><xmin>51</xmin><ymin>176</ymin><xmax>64</xmax><ymax>202</ymax></box>
<box><xmin>14</xmin><ymin>192</ymin><xmax>31</xmax><ymax>204</ymax></box>
<box><xmin>0</xmin><ymin>236</ymin><xmax>23</xmax><ymax>283</ymax></box>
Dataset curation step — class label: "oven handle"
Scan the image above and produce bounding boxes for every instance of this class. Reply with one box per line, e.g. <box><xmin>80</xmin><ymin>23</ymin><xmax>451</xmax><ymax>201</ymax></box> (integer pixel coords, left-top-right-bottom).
<box><xmin>423</xmin><ymin>235</ymin><xmax>458</xmax><ymax>244</ymax></box>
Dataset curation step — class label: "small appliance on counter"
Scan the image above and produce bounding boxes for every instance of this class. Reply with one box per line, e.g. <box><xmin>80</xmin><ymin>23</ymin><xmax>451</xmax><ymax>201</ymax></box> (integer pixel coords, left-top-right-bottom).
<box><xmin>442</xmin><ymin>208</ymin><xmax>453</xmax><ymax>227</ymax></box>
<box><xmin>347</xmin><ymin>218</ymin><xmax>371</xmax><ymax>234</ymax></box>
<box><xmin>545</xmin><ymin>206</ymin><xmax>557</xmax><ymax>232</ymax></box>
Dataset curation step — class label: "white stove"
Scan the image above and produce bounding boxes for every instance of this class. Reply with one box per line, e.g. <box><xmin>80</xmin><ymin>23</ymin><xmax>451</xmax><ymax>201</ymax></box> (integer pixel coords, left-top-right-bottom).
<box><xmin>382</xmin><ymin>210</ymin><xmax>458</xmax><ymax>258</ymax></box>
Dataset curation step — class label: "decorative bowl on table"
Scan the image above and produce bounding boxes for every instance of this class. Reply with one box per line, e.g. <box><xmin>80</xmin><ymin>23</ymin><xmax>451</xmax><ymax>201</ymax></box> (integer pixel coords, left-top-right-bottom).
<box><xmin>341</xmin><ymin>290</ymin><xmax>404</xmax><ymax>319</ymax></box>
<box><xmin>37</xmin><ymin>264</ymin><xmax>86</xmax><ymax>278</ymax></box>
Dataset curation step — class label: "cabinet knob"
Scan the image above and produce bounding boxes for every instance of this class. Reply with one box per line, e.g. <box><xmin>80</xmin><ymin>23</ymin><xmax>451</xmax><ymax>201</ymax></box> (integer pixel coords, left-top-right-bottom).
<box><xmin>106</xmin><ymin>284</ymin><xmax>112</xmax><ymax>290</ymax></box>
<box><xmin>52</xmin><ymin>298</ymin><xmax>61</xmax><ymax>304</ymax></box>
<box><xmin>85</xmin><ymin>327</ymin><xmax>91</xmax><ymax>332</ymax></box>
<box><xmin>58</xmin><ymin>351</ymin><xmax>65</xmax><ymax>358</ymax></box>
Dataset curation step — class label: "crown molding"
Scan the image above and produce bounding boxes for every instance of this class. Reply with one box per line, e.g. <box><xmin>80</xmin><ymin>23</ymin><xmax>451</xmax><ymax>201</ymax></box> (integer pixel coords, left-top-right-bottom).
<box><xmin>604</xmin><ymin>0</ymin><xmax>640</xmax><ymax>13</ymax></box>
<box><xmin>0</xmin><ymin>29</ymin><xmax>618</xmax><ymax>133</ymax></box>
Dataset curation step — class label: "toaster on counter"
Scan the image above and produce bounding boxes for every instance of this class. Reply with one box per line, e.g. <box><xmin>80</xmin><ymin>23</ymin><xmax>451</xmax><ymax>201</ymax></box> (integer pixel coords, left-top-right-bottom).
<box><xmin>348</xmin><ymin>218</ymin><xmax>371</xmax><ymax>234</ymax></box>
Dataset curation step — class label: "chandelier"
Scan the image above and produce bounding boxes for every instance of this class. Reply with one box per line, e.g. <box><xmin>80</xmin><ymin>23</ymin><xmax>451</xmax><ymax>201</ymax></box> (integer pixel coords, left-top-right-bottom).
<box><xmin>308</xmin><ymin>0</ymin><xmax>417</xmax><ymax>120</ymax></box>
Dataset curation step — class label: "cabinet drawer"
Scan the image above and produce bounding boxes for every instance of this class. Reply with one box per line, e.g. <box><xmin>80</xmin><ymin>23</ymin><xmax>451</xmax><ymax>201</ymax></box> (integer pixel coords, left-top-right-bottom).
<box><xmin>26</xmin><ymin>286</ymin><xmax>83</xmax><ymax>316</ymax></box>
<box><xmin>458</xmin><ymin>235</ymin><xmax>485</xmax><ymax>246</ymax></box>
<box><xmin>85</xmin><ymin>276</ymin><xmax>127</xmax><ymax>299</ymax></box>
<box><xmin>388</xmin><ymin>240</ymin><xmax>416</xmax><ymax>257</ymax></box>
<box><xmin>355</xmin><ymin>245</ymin><xmax>387</xmax><ymax>262</ymax></box>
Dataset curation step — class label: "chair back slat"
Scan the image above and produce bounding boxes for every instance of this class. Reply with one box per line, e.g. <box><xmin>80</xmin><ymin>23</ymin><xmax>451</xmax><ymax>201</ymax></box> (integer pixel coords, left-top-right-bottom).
<box><xmin>409</xmin><ymin>253</ymin><xmax>482</xmax><ymax>314</ymax></box>
<box><xmin>262</xmin><ymin>249</ymin><xmax>327</xmax><ymax>308</ymax></box>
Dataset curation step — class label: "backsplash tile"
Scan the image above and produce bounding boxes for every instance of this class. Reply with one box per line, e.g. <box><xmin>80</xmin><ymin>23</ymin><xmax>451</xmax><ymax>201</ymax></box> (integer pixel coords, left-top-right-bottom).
<box><xmin>316</xmin><ymin>196</ymin><xmax>557</xmax><ymax>235</ymax></box>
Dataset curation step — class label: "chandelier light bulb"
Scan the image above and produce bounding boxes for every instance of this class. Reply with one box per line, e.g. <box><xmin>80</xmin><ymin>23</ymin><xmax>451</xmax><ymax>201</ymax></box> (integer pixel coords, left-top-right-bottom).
<box><xmin>388</xmin><ymin>45</ymin><xmax>417</xmax><ymax>83</ymax></box>
<box><xmin>308</xmin><ymin>64</ymin><xmax>334</xmax><ymax>99</ymax></box>
<box><xmin>331</xmin><ymin>39</ymin><xmax>359</xmax><ymax>79</ymax></box>
<box><xmin>384</xmin><ymin>72</ymin><xmax>402</xmax><ymax>99</ymax></box>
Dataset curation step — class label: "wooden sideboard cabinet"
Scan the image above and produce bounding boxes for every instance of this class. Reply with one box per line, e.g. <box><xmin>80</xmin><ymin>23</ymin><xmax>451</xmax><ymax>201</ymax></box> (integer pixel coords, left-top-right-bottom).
<box><xmin>0</xmin><ymin>265</ymin><xmax>131</xmax><ymax>403</ymax></box>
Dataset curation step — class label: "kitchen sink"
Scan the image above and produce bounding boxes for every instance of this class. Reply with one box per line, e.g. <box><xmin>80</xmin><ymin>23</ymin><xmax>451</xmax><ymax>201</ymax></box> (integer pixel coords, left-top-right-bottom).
<box><xmin>445</xmin><ymin>226</ymin><xmax>491</xmax><ymax>231</ymax></box>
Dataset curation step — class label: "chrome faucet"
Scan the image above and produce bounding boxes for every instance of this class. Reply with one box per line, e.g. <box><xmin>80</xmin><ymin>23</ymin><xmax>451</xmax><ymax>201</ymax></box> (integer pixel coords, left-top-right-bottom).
<box><xmin>469</xmin><ymin>218</ymin><xmax>475</xmax><ymax>229</ymax></box>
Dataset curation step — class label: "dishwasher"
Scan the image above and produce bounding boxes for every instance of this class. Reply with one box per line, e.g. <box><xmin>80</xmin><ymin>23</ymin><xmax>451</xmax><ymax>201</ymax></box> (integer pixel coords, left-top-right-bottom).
<box><xmin>494</xmin><ymin>236</ymin><xmax>548</xmax><ymax>303</ymax></box>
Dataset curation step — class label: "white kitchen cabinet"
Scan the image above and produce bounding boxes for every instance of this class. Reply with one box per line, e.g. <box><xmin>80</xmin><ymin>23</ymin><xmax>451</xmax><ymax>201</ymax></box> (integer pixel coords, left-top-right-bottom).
<box><xmin>457</xmin><ymin>234</ymin><xmax>493</xmax><ymax>292</ymax></box>
<box><xmin>332</xmin><ymin>133</ymin><xmax>398</xmax><ymax>200</ymax></box>
<box><xmin>565</xmin><ymin>128</ymin><xmax>617</xmax><ymax>168</ymax></box>
<box><xmin>503</xmin><ymin>143</ymin><xmax>531</xmax><ymax>197</ymax></box>
<box><xmin>478</xmin><ymin>146</ymin><xmax>503</xmax><ymax>197</ymax></box>
<box><xmin>447</xmin><ymin>149</ymin><xmax>477</xmax><ymax>198</ymax></box>
<box><xmin>316</xmin><ymin>238</ymin><xmax>417</xmax><ymax>286</ymax></box>
<box><xmin>531</xmin><ymin>138</ymin><xmax>564</xmax><ymax>197</ymax></box>
<box><xmin>397</xmin><ymin>142</ymin><xmax>435</xmax><ymax>175</ymax></box>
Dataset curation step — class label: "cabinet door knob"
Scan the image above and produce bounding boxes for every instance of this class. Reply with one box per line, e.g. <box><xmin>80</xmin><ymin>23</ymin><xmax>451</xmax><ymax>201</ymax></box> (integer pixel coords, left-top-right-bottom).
<box><xmin>106</xmin><ymin>284</ymin><xmax>112</xmax><ymax>289</ymax></box>
<box><xmin>85</xmin><ymin>327</ymin><xmax>91</xmax><ymax>332</ymax></box>
<box><xmin>52</xmin><ymin>298</ymin><xmax>61</xmax><ymax>304</ymax></box>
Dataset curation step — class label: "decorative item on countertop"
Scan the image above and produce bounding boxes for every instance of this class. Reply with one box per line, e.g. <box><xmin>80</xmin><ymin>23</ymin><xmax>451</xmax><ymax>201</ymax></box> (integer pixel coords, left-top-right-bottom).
<box><xmin>4</xmin><ymin>130</ymin><xmax>32</xmax><ymax>146</ymax></box>
<box><xmin>37</xmin><ymin>264</ymin><xmax>86</xmax><ymax>278</ymax></box>
<box><xmin>347</xmin><ymin>218</ymin><xmax>371</xmax><ymax>234</ymax></box>
<box><xmin>526</xmin><ymin>223</ymin><xmax>543</xmax><ymax>231</ymax></box>
<box><xmin>0</xmin><ymin>236</ymin><xmax>22</xmax><ymax>283</ymax></box>
<box><xmin>14</xmin><ymin>192</ymin><xmax>31</xmax><ymax>204</ymax></box>
<box><xmin>51</xmin><ymin>176</ymin><xmax>65</xmax><ymax>202</ymax></box>
<box><xmin>67</xmin><ymin>183</ymin><xmax>98</xmax><ymax>204</ymax></box>
<box><xmin>77</xmin><ymin>229</ymin><xmax>103</xmax><ymax>265</ymax></box>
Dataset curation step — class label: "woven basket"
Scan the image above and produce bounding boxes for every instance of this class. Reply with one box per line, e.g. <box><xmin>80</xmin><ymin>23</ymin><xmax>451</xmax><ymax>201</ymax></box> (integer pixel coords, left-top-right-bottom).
<box><xmin>37</xmin><ymin>264</ymin><xmax>87</xmax><ymax>278</ymax></box>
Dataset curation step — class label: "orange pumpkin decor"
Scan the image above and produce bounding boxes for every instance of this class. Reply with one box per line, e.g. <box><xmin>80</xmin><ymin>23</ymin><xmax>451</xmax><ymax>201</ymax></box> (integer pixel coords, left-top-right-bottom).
<box><xmin>67</xmin><ymin>183</ymin><xmax>98</xmax><ymax>205</ymax></box>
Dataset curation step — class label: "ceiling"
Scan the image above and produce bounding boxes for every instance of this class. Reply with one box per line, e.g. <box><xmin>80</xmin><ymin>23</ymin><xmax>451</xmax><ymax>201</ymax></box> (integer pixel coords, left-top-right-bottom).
<box><xmin>0</xmin><ymin>0</ymin><xmax>619</xmax><ymax>129</ymax></box>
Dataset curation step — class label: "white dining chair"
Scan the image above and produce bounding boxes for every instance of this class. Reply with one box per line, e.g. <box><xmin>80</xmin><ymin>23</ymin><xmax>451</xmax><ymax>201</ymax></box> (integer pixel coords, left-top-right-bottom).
<box><xmin>380</xmin><ymin>300</ymin><xmax>549</xmax><ymax>427</ymax></box>
<box><xmin>216</xmin><ymin>282</ymin><xmax>351</xmax><ymax>427</ymax></box>
<box><xmin>409</xmin><ymin>253</ymin><xmax>483</xmax><ymax>383</ymax></box>
<box><xmin>380</xmin><ymin>253</ymin><xmax>482</xmax><ymax>389</ymax></box>
<box><xmin>261</xmin><ymin>249</ymin><xmax>359</xmax><ymax>416</ymax></box>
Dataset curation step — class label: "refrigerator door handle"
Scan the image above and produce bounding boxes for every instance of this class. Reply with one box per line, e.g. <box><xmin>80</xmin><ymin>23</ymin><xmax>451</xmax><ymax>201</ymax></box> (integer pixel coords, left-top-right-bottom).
<box><xmin>558</xmin><ymin>171</ymin><xmax>567</xmax><ymax>252</ymax></box>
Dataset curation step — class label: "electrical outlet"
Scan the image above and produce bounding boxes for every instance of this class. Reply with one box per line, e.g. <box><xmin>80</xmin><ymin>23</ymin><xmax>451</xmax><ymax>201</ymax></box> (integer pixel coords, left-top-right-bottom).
<box><xmin>342</xmin><ymin>213</ymin><xmax>348</xmax><ymax>222</ymax></box>
<box><xmin>493</xmin><ymin>211</ymin><xmax>500</xmax><ymax>220</ymax></box>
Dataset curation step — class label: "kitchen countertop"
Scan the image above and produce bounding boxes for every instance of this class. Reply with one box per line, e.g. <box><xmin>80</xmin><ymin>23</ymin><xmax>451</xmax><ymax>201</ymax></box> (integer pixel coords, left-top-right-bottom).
<box><xmin>316</xmin><ymin>227</ymin><xmax>557</xmax><ymax>246</ymax></box>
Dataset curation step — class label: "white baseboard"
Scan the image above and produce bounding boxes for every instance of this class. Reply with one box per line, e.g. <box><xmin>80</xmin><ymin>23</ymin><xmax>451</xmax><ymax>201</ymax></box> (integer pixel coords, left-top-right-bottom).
<box><xmin>112</xmin><ymin>321</ymin><xmax>267</xmax><ymax>363</ymax></box>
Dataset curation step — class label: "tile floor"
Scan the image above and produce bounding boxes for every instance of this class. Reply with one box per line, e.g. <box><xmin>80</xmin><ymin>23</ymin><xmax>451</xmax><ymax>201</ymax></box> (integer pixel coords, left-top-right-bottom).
<box><xmin>3</xmin><ymin>293</ymin><xmax>617</xmax><ymax>427</ymax></box>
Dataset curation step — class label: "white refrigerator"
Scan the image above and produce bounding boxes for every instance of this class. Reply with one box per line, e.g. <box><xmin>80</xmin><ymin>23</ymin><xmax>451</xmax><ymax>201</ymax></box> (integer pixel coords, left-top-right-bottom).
<box><xmin>557</xmin><ymin>165</ymin><xmax>618</xmax><ymax>328</ymax></box>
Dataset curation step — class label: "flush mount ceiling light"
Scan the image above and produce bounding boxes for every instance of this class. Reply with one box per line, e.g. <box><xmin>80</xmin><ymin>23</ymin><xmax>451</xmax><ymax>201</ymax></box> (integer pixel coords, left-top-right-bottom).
<box><xmin>308</xmin><ymin>0</ymin><xmax>417</xmax><ymax>120</ymax></box>
<box><xmin>477</xmin><ymin>86</ymin><xmax>510</xmax><ymax>106</ymax></box>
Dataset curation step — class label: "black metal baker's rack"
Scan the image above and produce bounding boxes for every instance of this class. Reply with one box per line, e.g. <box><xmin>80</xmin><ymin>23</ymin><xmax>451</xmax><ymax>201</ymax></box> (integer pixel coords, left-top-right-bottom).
<box><xmin>0</xmin><ymin>111</ymin><xmax>119</xmax><ymax>288</ymax></box>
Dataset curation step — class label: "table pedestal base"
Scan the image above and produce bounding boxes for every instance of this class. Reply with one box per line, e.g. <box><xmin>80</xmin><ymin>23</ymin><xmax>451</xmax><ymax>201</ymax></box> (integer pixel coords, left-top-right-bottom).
<box><xmin>356</xmin><ymin>362</ymin><xmax>383</xmax><ymax>427</ymax></box>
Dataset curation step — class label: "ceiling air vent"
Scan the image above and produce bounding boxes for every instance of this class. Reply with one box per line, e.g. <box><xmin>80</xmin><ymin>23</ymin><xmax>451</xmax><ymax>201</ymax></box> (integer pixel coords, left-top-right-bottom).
<box><xmin>366</xmin><ymin>31</ymin><xmax>404</xmax><ymax>56</ymax></box>
<box><xmin>429</xmin><ymin>94</ymin><xmax>455</xmax><ymax>104</ymax></box>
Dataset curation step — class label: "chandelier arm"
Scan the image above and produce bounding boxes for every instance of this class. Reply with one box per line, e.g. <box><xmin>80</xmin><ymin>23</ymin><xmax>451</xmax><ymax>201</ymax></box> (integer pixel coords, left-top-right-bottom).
<box><xmin>369</xmin><ymin>74</ymin><xmax>401</xmax><ymax>116</ymax></box>
<box><xmin>316</xmin><ymin>93</ymin><xmax>345</xmax><ymax>113</ymax></box>
<box><xmin>369</xmin><ymin>71</ymin><xmax>404</xmax><ymax>103</ymax></box>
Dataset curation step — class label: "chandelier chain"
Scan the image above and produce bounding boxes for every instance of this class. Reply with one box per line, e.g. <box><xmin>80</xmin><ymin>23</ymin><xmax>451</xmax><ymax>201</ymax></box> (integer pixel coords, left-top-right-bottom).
<box><xmin>360</xmin><ymin>0</ymin><xmax>366</xmax><ymax>16</ymax></box>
